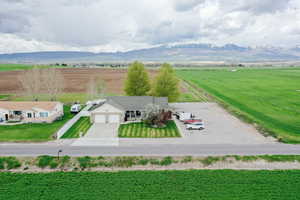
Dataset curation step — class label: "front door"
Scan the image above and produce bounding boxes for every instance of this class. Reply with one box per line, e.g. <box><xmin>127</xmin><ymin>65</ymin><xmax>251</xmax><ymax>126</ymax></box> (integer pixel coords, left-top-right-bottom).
<box><xmin>5</xmin><ymin>114</ymin><xmax>8</xmax><ymax>121</ymax></box>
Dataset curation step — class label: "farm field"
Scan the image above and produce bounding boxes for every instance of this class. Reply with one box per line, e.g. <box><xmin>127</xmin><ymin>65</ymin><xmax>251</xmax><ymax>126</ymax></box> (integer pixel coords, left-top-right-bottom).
<box><xmin>0</xmin><ymin>94</ymin><xmax>9</xmax><ymax>100</ymax></box>
<box><xmin>177</xmin><ymin>67</ymin><xmax>300</xmax><ymax>143</ymax></box>
<box><xmin>1</xmin><ymin>170</ymin><xmax>300</xmax><ymax>199</ymax></box>
<box><xmin>0</xmin><ymin>64</ymin><xmax>60</xmax><ymax>71</ymax></box>
<box><xmin>118</xmin><ymin>120</ymin><xmax>181</xmax><ymax>138</ymax></box>
<box><xmin>0</xmin><ymin>106</ymin><xmax>72</xmax><ymax>142</ymax></box>
<box><xmin>0</xmin><ymin>64</ymin><xmax>36</xmax><ymax>71</ymax></box>
<box><xmin>0</xmin><ymin>68</ymin><xmax>202</xmax><ymax>103</ymax></box>
<box><xmin>61</xmin><ymin>117</ymin><xmax>92</xmax><ymax>139</ymax></box>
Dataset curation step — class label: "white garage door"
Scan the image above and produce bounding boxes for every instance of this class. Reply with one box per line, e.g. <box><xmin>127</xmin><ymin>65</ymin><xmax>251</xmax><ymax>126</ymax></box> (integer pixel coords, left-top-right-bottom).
<box><xmin>95</xmin><ymin>114</ymin><xmax>106</xmax><ymax>123</ymax></box>
<box><xmin>108</xmin><ymin>114</ymin><xmax>120</xmax><ymax>123</ymax></box>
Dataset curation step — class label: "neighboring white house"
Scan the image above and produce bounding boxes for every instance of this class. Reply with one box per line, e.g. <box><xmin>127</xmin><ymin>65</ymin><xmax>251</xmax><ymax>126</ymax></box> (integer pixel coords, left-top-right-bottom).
<box><xmin>90</xmin><ymin>96</ymin><xmax>169</xmax><ymax>124</ymax></box>
<box><xmin>0</xmin><ymin>101</ymin><xmax>64</xmax><ymax>123</ymax></box>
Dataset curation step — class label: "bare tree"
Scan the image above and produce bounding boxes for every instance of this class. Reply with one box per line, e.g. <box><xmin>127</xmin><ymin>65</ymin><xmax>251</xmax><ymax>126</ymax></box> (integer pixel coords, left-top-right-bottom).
<box><xmin>41</xmin><ymin>68</ymin><xmax>65</xmax><ymax>101</ymax></box>
<box><xmin>19</xmin><ymin>67</ymin><xmax>42</xmax><ymax>101</ymax></box>
<box><xmin>87</xmin><ymin>76</ymin><xmax>106</xmax><ymax>100</ymax></box>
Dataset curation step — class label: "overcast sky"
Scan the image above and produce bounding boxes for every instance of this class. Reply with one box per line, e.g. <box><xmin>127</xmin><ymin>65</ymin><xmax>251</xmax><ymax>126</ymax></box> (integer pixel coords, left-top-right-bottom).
<box><xmin>0</xmin><ymin>0</ymin><xmax>300</xmax><ymax>53</ymax></box>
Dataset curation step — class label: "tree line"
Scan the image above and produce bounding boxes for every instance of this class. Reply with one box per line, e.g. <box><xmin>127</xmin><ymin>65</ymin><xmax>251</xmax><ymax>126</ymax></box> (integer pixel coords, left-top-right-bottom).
<box><xmin>125</xmin><ymin>61</ymin><xmax>180</xmax><ymax>102</ymax></box>
<box><xmin>18</xmin><ymin>61</ymin><xmax>179</xmax><ymax>102</ymax></box>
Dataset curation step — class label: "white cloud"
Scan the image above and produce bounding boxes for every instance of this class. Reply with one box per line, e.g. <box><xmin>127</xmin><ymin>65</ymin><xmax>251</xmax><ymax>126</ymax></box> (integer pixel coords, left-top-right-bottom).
<box><xmin>0</xmin><ymin>0</ymin><xmax>299</xmax><ymax>53</ymax></box>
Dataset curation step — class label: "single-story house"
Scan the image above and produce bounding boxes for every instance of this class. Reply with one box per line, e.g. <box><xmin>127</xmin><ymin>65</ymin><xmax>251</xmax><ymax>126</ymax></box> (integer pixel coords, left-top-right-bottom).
<box><xmin>0</xmin><ymin>101</ymin><xmax>64</xmax><ymax>123</ymax></box>
<box><xmin>90</xmin><ymin>96</ymin><xmax>168</xmax><ymax>124</ymax></box>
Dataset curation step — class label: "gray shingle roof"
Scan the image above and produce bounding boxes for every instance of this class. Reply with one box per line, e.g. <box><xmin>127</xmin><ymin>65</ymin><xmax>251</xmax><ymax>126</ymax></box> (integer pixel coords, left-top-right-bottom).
<box><xmin>106</xmin><ymin>96</ymin><xmax>168</xmax><ymax>111</ymax></box>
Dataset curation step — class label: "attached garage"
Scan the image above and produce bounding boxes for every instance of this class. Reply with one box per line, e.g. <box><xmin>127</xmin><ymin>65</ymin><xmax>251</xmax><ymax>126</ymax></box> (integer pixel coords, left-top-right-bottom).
<box><xmin>91</xmin><ymin>103</ymin><xmax>123</xmax><ymax>124</ymax></box>
<box><xmin>94</xmin><ymin>114</ymin><xmax>106</xmax><ymax>123</ymax></box>
<box><xmin>108</xmin><ymin>114</ymin><xmax>120</xmax><ymax>123</ymax></box>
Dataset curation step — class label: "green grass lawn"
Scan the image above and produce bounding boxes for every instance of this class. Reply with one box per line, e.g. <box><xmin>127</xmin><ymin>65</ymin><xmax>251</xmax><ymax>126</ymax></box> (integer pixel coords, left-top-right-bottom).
<box><xmin>118</xmin><ymin>120</ymin><xmax>180</xmax><ymax>138</ymax></box>
<box><xmin>12</xmin><ymin>92</ymin><xmax>120</xmax><ymax>104</ymax></box>
<box><xmin>13</xmin><ymin>93</ymin><xmax>90</xmax><ymax>104</ymax></box>
<box><xmin>0</xmin><ymin>106</ymin><xmax>73</xmax><ymax>142</ymax></box>
<box><xmin>177</xmin><ymin>67</ymin><xmax>300</xmax><ymax>143</ymax></box>
<box><xmin>1</xmin><ymin>170</ymin><xmax>300</xmax><ymax>200</ymax></box>
<box><xmin>61</xmin><ymin>117</ymin><xmax>92</xmax><ymax>139</ymax></box>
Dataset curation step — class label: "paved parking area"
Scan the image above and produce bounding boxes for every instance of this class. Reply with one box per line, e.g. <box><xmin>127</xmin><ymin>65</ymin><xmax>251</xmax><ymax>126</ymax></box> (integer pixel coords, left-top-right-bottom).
<box><xmin>169</xmin><ymin>103</ymin><xmax>276</xmax><ymax>145</ymax></box>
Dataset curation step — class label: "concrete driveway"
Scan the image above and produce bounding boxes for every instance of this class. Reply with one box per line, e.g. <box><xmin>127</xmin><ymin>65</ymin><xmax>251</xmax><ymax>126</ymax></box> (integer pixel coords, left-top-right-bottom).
<box><xmin>85</xmin><ymin>123</ymin><xmax>119</xmax><ymax>138</ymax></box>
<box><xmin>71</xmin><ymin>123</ymin><xmax>119</xmax><ymax>146</ymax></box>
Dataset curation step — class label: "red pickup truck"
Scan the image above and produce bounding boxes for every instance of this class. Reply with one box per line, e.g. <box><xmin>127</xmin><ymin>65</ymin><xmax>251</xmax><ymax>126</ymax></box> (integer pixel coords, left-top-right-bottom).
<box><xmin>183</xmin><ymin>119</ymin><xmax>203</xmax><ymax>124</ymax></box>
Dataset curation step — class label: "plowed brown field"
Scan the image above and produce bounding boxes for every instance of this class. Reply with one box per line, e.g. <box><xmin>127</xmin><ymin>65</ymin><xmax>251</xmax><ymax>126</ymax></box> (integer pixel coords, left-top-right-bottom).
<box><xmin>0</xmin><ymin>68</ymin><xmax>159</xmax><ymax>94</ymax></box>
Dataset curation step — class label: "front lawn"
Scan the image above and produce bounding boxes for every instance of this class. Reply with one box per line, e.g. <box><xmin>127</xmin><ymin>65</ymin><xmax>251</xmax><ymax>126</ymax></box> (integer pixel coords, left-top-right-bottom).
<box><xmin>61</xmin><ymin>117</ymin><xmax>92</xmax><ymax>139</ymax></box>
<box><xmin>0</xmin><ymin>106</ymin><xmax>73</xmax><ymax>142</ymax></box>
<box><xmin>118</xmin><ymin>120</ymin><xmax>181</xmax><ymax>138</ymax></box>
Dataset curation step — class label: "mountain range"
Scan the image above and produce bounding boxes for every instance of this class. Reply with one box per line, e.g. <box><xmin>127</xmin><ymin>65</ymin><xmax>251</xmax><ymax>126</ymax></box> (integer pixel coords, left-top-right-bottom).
<box><xmin>1</xmin><ymin>43</ymin><xmax>300</xmax><ymax>63</ymax></box>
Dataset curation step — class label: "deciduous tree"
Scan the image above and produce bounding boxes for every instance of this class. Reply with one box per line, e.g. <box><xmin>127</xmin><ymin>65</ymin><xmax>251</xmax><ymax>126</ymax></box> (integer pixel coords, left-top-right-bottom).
<box><xmin>19</xmin><ymin>67</ymin><xmax>65</xmax><ymax>101</ymax></box>
<box><xmin>152</xmin><ymin>63</ymin><xmax>180</xmax><ymax>102</ymax></box>
<box><xmin>124</xmin><ymin>61</ymin><xmax>151</xmax><ymax>96</ymax></box>
<box><xmin>19</xmin><ymin>67</ymin><xmax>42</xmax><ymax>101</ymax></box>
<box><xmin>41</xmin><ymin>68</ymin><xmax>64</xmax><ymax>101</ymax></box>
<box><xmin>87</xmin><ymin>76</ymin><xmax>106</xmax><ymax>100</ymax></box>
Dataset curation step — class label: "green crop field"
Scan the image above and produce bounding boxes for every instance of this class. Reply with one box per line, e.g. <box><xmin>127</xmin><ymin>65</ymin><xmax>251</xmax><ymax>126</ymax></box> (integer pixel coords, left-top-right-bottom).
<box><xmin>0</xmin><ymin>94</ymin><xmax>10</xmax><ymax>100</ymax></box>
<box><xmin>118</xmin><ymin>120</ymin><xmax>181</xmax><ymax>138</ymax></box>
<box><xmin>61</xmin><ymin>117</ymin><xmax>92</xmax><ymax>138</ymax></box>
<box><xmin>0</xmin><ymin>64</ymin><xmax>65</xmax><ymax>71</ymax></box>
<box><xmin>0</xmin><ymin>64</ymin><xmax>45</xmax><ymax>71</ymax></box>
<box><xmin>177</xmin><ymin>67</ymin><xmax>300</xmax><ymax>143</ymax></box>
<box><xmin>0</xmin><ymin>106</ymin><xmax>73</xmax><ymax>142</ymax></box>
<box><xmin>0</xmin><ymin>170</ymin><xmax>300</xmax><ymax>199</ymax></box>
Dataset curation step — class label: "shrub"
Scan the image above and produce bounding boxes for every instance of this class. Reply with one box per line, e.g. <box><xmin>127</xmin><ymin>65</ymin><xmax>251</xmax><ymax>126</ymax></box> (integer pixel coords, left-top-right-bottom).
<box><xmin>149</xmin><ymin>159</ymin><xmax>160</xmax><ymax>165</ymax></box>
<box><xmin>37</xmin><ymin>155</ymin><xmax>54</xmax><ymax>168</ymax></box>
<box><xmin>50</xmin><ymin>161</ymin><xmax>59</xmax><ymax>169</ymax></box>
<box><xmin>138</xmin><ymin>158</ymin><xmax>150</xmax><ymax>166</ymax></box>
<box><xmin>160</xmin><ymin>156</ymin><xmax>173</xmax><ymax>166</ymax></box>
<box><xmin>0</xmin><ymin>158</ymin><xmax>5</xmax><ymax>169</ymax></box>
<box><xmin>5</xmin><ymin>157</ymin><xmax>21</xmax><ymax>169</ymax></box>
<box><xmin>181</xmin><ymin>156</ymin><xmax>193</xmax><ymax>163</ymax></box>
<box><xmin>98</xmin><ymin>156</ymin><xmax>105</xmax><ymax>160</ymax></box>
<box><xmin>112</xmin><ymin>157</ymin><xmax>137</xmax><ymax>168</ymax></box>
<box><xmin>60</xmin><ymin>156</ymin><xmax>71</xmax><ymax>168</ymax></box>
<box><xmin>77</xmin><ymin>156</ymin><xmax>94</xmax><ymax>169</ymax></box>
<box><xmin>199</xmin><ymin>156</ymin><xmax>224</xmax><ymax>166</ymax></box>
<box><xmin>0</xmin><ymin>157</ymin><xmax>21</xmax><ymax>170</ymax></box>
<box><xmin>233</xmin><ymin>155</ymin><xmax>259</xmax><ymax>162</ymax></box>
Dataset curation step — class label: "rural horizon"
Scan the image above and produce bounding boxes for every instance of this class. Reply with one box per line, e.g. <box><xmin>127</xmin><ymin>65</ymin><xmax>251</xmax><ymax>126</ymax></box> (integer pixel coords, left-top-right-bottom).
<box><xmin>1</xmin><ymin>1</ymin><xmax>300</xmax><ymax>200</ymax></box>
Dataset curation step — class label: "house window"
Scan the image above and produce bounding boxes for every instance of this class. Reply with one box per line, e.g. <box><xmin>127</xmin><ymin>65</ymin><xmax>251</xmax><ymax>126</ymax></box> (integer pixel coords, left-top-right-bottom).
<box><xmin>13</xmin><ymin>111</ymin><xmax>22</xmax><ymax>115</ymax></box>
<box><xmin>130</xmin><ymin>111</ymin><xmax>135</xmax><ymax>118</ymax></box>
<box><xmin>27</xmin><ymin>113</ymin><xmax>32</xmax><ymax>118</ymax></box>
<box><xmin>136</xmin><ymin>111</ymin><xmax>141</xmax><ymax>117</ymax></box>
<box><xmin>40</xmin><ymin>112</ymin><xmax>48</xmax><ymax>117</ymax></box>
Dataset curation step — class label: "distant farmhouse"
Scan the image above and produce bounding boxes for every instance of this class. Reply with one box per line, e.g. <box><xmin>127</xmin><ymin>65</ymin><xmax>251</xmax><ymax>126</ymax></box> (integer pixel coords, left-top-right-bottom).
<box><xmin>90</xmin><ymin>96</ymin><xmax>169</xmax><ymax>124</ymax></box>
<box><xmin>0</xmin><ymin>101</ymin><xmax>63</xmax><ymax>123</ymax></box>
